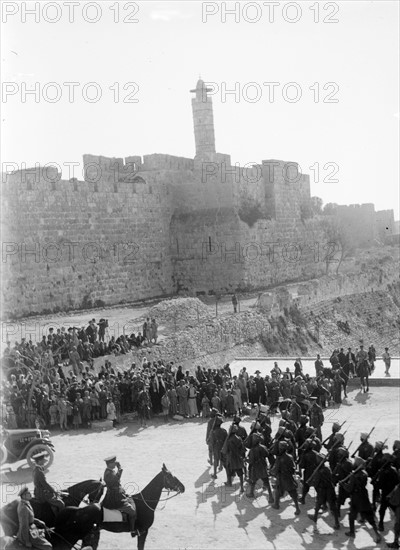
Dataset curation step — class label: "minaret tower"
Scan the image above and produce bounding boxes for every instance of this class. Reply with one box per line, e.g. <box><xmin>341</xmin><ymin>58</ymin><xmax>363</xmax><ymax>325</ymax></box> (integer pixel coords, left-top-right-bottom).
<box><xmin>190</xmin><ymin>78</ymin><xmax>216</xmax><ymax>159</ymax></box>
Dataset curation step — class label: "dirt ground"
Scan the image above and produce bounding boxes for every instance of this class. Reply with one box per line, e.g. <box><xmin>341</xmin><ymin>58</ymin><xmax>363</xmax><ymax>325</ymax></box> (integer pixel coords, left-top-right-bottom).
<box><xmin>1</xmin><ymin>386</ymin><xmax>400</xmax><ymax>550</ymax></box>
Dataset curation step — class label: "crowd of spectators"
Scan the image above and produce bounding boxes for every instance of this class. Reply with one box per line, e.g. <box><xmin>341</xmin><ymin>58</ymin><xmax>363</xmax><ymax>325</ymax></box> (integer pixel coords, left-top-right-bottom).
<box><xmin>0</xmin><ymin>317</ymin><xmax>390</xmax><ymax>433</ymax></box>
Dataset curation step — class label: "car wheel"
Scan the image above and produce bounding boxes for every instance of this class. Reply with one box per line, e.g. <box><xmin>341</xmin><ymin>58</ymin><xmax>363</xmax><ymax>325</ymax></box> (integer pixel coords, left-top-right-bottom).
<box><xmin>26</xmin><ymin>444</ymin><xmax>54</xmax><ymax>470</ymax></box>
<box><xmin>0</xmin><ymin>445</ymin><xmax>8</xmax><ymax>465</ymax></box>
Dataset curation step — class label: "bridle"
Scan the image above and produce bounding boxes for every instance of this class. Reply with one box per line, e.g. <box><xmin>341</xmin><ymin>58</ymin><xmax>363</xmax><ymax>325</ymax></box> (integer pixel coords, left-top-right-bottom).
<box><xmin>73</xmin><ymin>481</ymin><xmax>104</xmax><ymax>506</ymax></box>
<box><xmin>137</xmin><ymin>471</ymin><xmax>183</xmax><ymax>512</ymax></box>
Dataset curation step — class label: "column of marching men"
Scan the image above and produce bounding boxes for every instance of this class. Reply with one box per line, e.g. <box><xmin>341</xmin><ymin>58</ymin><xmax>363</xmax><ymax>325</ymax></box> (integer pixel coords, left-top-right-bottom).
<box><xmin>206</xmin><ymin>406</ymin><xmax>400</xmax><ymax>547</ymax></box>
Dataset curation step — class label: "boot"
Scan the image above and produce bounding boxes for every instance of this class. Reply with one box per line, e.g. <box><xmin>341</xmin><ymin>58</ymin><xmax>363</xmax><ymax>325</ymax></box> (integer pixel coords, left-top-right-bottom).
<box><xmin>378</xmin><ymin>521</ymin><xmax>384</xmax><ymax>532</ymax></box>
<box><xmin>225</xmin><ymin>474</ymin><xmax>233</xmax><ymax>487</ymax></box>
<box><xmin>333</xmin><ymin>512</ymin><xmax>340</xmax><ymax>530</ymax></box>
<box><xmin>271</xmin><ymin>492</ymin><xmax>280</xmax><ymax>509</ymax></box>
<box><xmin>345</xmin><ymin>531</ymin><xmax>355</xmax><ymax>538</ymax></box>
<box><xmin>247</xmin><ymin>484</ymin><xmax>255</xmax><ymax>499</ymax></box>
<box><xmin>387</xmin><ymin>543</ymin><xmax>399</xmax><ymax>549</ymax></box>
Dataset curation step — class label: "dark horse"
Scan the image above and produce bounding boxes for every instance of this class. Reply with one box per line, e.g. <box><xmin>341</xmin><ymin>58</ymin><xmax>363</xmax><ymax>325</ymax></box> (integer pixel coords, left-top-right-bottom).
<box><xmin>0</xmin><ymin>479</ymin><xmax>104</xmax><ymax>549</ymax></box>
<box><xmin>53</xmin><ymin>464</ymin><xmax>185</xmax><ymax>550</ymax></box>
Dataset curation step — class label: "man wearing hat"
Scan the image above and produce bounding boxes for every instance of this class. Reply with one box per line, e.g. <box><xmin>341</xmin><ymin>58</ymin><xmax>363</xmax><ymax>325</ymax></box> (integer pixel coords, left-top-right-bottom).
<box><xmin>206</xmin><ymin>409</ymin><xmax>219</xmax><ymax>465</ymax></box>
<box><xmin>17</xmin><ymin>487</ymin><xmax>51</xmax><ymax>549</ymax></box>
<box><xmin>308</xmin><ymin>397</ymin><xmax>324</xmax><ymax>440</ymax></box>
<box><xmin>289</xmin><ymin>396</ymin><xmax>302</xmax><ymax>426</ymax></box>
<box><xmin>247</xmin><ymin>432</ymin><xmax>274</xmax><ymax>502</ymax></box>
<box><xmin>343</xmin><ymin>457</ymin><xmax>381</xmax><ymax>543</ymax></box>
<box><xmin>308</xmin><ymin>453</ymin><xmax>340</xmax><ymax>530</ymax></box>
<box><xmin>270</xmin><ymin>440</ymin><xmax>300</xmax><ymax>515</ymax></box>
<box><xmin>295</xmin><ymin>415</ymin><xmax>310</xmax><ymax>452</ymax></box>
<box><xmin>324</xmin><ymin>422</ymin><xmax>341</xmax><ymax>451</ymax></box>
<box><xmin>367</xmin><ymin>441</ymin><xmax>387</xmax><ymax>510</ymax></box>
<box><xmin>254</xmin><ymin>371</ymin><xmax>266</xmax><ymax>405</ymax></box>
<box><xmin>298</xmin><ymin>439</ymin><xmax>319</xmax><ymax>505</ymax></box>
<box><xmin>224</xmin><ymin>424</ymin><xmax>246</xmax><ymax>493</ymax></box>
<box><xmin>32</xmin><ymin>452</ymin><xmax>64</xmax><ymax>513</ymax></box>
<box><xmin>373</xmin><ymin>453</ymin><xmax>399</xmax><ymax>532</ymax></box>
<box><xmin>393</xmin><ymin>440</ymin><xmax>400</xmax><ymax>470</ymax></box>
<box><xmin>210</xmin><ymin>415</ymin><xmax>228</xmax><ymax>479</ymax></box>
<box><xmin>357</xmin><ymin>432</ymin><xmax>374</xmax><ymax>460</ymax></box>
<box><xmin>382</xmin><ymin>347</ymin><xmax>391</xmax><ymax>376</ymax></box>
<box><xmin>102</xmin><ymin>456</ymin><xmax>139</xmax><ymax>537</ymax></box>
<box><xmin>332</xmin><ymin>447</ymin><xmax>352</xmax><ymax>518</ymax></box>
<box><xmin>232</xmin><ymin>415</ymin><xmax>248</xmax><ymax>442</ymax></box>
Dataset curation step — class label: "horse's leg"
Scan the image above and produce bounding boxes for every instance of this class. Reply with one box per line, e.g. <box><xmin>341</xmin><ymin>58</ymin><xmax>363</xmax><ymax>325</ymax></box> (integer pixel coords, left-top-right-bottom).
<box><xmin>82</xmin><ymin>525</ymin><xmax>101</xmax><ymax>550</ymax></box>
<box><xmin>137</xmin><ymin>530</ymin><xmax>148</xmax><ymax>550</ymax></box>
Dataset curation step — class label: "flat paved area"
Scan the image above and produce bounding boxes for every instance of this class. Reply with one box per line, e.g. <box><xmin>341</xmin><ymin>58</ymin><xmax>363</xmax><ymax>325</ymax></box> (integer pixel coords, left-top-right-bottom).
<box><xmin>1</xmin><ymin>386</ymin><xmax>400</xmax><ymax>549</ymax></box>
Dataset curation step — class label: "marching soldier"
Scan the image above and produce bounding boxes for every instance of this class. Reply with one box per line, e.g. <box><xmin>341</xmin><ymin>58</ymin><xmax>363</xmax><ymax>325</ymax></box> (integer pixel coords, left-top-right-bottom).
<box><xmin>308</xmin><ymin>454</ymin><xmax>340</xmax><ymax>530</ymax></box>
<box><xmin>102</xmin><ymin>456</ymin><xmax>139</xmax><ymax>538</ymax></box>
<box><xmin>289</xmin><ymin>396</ymin><xmax>302</xmax><ymax>426</ymax></box>
<box><xmin>298</xmin><ymin>439</ymin><xmax>319</xmax><ymax>504</ymax></box>
<box><xmin>206</xmin><ymin>408</ymin><xmax>219</xmax><ymax>465</ymax></box>
<box><xmin>210</xmin><ymin>416</ymin><xmax>228</xmax><ymax>479</ymax></box>
<box><xmin>271</xmin><ymin>441</ymin><xmax>301</xmax><ymax>516</ymax></box>
<box><xmin>247</xmin><ymin>432</ymin><xmax>274</xmax><ymax>502</ymax></box>
<box><xmin>332</xmin><ymin>446</ymin><xmax>353</xmax><ymax>518</ymax></box>
<box><xmin>343</xmin><ymin>457</ymin><xmax>381</xmax><ymax>543</ymax></box>
<box><xmin>232</xmin><ymin>415</ymin><xmax>248</xmax><ymax>441</ymax></box>
<box><xmin>323</xmin><ymin>422</ymin><xmax>341</xmax><ymax>451</ymax></box>
<box><xmin>374</xmin><ymin>454</ymin><xmax>400</xmax><ymax>532</ymax></box>
<box><xmin>356</xmin><ymin>432</ymin><xmax>374</xmax><ymax>460</ymax></box>
<box><xmin>367</xmin><ymin>440</ymin><xmax>387</xmax><ymax>510</ymax></box>
<box><xmin>392</xmin><ymin>440</ymin><xmax>400</xmax><ymax>470</ymax></box>
<box><xmin>295</xmin><ymin>416</ymin><xmax>311</xmax><ymax>453</ymax></box>
<box><xmin>308</xmin><ymin>397</ymin><xmax>324</xmax><ymax>440</ymax></box>
<box><xmin>225</xmin><ymin>424</ymin><xmax>246</xmax><ymax>492</ymax></box>
<box><xmin>328</xmin><ymin>433</ymin><xmax>345</xmax><ymax>472</ymax></box>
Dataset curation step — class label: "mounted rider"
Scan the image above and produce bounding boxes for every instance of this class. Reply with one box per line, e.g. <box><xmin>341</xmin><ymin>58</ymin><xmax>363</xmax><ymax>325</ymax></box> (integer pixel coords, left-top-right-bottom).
<box><xmin>32</xmin><ymin>451</ymin><xmax>65</xmax><ymax>514</ymax></box>
<box><xmin>102</xmin><ymin>455</ymin><xmax>139</xmax><ymax>538</ymax></box>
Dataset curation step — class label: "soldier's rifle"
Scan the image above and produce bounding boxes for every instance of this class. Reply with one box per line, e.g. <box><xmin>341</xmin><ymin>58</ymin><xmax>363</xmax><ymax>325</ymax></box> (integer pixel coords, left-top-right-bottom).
<box><xmin>297</xmin><ymin>428</ymin><xmax>317</xmax><ymax>454</ymax></box>
<box><xmin>268</xmin><ymin>419</ymin><xmax>290</xmax><ymax>453</ymax></box>
<box><xmin>350</xmin><ymin>426</ymin><xmax>376</xmax><ymax>458</ymax></box>
<box><xmin>305</xmin><ymin>430</ymin><xmax>348</xmax><ymax>485</ymax></box>
<box><xmin>338</xmin><ymin>463</ymin><xmax>364</xmax><ymax>486</ymax></box>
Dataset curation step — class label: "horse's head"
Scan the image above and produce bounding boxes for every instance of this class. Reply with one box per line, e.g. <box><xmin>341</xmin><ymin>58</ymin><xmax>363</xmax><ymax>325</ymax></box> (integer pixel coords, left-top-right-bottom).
<box><xmin>162</xmin><ymin>463</ymin><xmax>185</xmax><ymax>494</ymax></box>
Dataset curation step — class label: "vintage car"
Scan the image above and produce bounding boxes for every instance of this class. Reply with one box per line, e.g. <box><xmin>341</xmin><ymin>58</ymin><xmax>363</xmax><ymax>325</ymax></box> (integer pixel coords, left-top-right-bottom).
<box><xmin>0</xmin><ymin>427</ymin><xmax>55</xmax><ymax>469</ymax></box>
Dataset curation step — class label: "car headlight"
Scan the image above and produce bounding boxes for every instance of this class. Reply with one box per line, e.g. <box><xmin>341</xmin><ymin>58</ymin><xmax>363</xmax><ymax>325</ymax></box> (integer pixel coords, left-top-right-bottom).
<box><xmin>40</xmin><ymin>430</ymin><xmax>51</xmax><ymax>439</ymax></box>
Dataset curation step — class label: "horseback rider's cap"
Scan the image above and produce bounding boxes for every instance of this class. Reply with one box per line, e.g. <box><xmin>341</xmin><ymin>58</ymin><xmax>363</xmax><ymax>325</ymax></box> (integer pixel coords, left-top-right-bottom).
<box><xmin>375</xmin><ymin>441</ymin><xmax>384</xmax><ymax>450</ymax></box>
<box><xmin>233</xmin><ymin>415</ymin><xmax>241</xmax><ymax>424</ymax></box>
<box><xmin>32</xmin><ymin>451</ymin><xmax>48</xmax><ymax>461</ymax></box>
<box><xmin>360</xmin><ymin>432</ymin><xmax>368</xmax><ymax>440</ymax></box>
<box><xmin>18</xmin><ymin>486</ymin><xmax>30</xmax><ymax>497</ymax></box>
<box><xmin>105</xmin><ymin>455</ymin><xmax>117</xmax><ymax>463</ymax></box>
<box><xmin>393</xmin><ymin>440</ymin><xmax>400</xmax><ymax>450</ymax></box>
<box><xmin>332</xmin><ymin>422</ymin><xmax>341</xmax><ymax>431</ymax></box>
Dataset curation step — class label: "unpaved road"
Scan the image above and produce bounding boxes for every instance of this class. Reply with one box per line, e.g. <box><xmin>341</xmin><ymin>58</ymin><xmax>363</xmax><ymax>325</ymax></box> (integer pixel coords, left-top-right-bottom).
<box><xmin>1</xmin><ymin>386</ymin><xmax>400</xmax><ymax>549</ymax></box>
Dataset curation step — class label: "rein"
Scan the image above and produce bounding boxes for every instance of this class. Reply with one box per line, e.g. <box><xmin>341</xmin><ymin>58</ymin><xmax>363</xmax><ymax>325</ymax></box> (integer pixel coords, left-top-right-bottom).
<box><xmin>138</xmin><ymin>489</ymin><xmax>181</xmax><ymax>512</ymax></box>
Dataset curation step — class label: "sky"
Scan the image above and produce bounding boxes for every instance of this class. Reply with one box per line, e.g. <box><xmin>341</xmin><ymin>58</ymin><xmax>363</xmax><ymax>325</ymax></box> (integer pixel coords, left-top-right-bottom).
<box><xmin>1</xmin><ymin>0</ymin><xmax>399</xmax><ymax>217</ymax></box>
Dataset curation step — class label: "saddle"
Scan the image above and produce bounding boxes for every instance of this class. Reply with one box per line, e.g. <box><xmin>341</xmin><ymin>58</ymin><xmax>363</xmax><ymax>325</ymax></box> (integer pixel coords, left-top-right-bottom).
<box><xmin>102</xmin><ymin>508</ymin><xmax>127</xmax><ymax>523</ymax></box>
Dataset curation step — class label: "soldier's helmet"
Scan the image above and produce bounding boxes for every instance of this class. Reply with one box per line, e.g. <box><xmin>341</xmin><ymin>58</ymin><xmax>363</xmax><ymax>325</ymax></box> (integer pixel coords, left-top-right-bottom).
<box><xmin>382</xmin><ymin>453</ymin><xmax>394</xmax><ymax>463</ymax></box>
<box><xmin>336</xmin><ymin>446</ymin><xmax>349</xmax><ymax>458</ymax></box>
<box><xmin>278</xmin><ymin>441</ymin><xmax>289</xmax><ymax>453</ymax></box>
